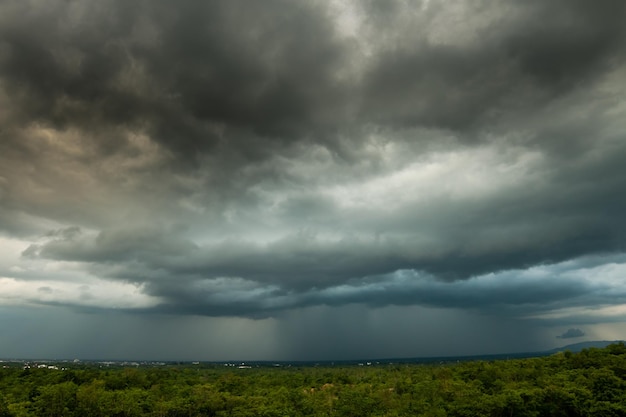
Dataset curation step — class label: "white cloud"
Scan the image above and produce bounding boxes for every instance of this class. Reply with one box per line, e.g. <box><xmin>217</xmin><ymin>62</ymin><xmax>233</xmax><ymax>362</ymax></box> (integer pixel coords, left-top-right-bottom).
<box><xmin>0</xmin><ymin>276</ymin><xmax>160</xmax><ymax>309</ymax></box>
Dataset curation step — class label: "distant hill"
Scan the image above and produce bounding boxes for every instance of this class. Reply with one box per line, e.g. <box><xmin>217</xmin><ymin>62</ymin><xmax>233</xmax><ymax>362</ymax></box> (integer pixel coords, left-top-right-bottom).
<box><xmin>546</xmin><ymin>340</ymin><xmax>624</xmax><ymax>354</ymax></box>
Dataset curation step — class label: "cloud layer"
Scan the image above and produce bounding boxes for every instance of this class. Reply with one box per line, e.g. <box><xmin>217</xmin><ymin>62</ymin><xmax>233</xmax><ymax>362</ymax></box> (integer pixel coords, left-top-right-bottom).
<box><xmin>1</xmin><ymin>0</ymin><xmax>626</xmax><ymax>348</ymax></box>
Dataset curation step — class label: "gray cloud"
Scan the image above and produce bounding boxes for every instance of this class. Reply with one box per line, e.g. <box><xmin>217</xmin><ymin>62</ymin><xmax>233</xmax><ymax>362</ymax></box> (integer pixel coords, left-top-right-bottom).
<box><xmin>1</xmin><ymin>0</ymin><xmax>626</xmax><ymax>326</ymax></box>
<box><xmin>557</xmin><ymin>328</ymin><xmax>586</xmax><ymax>339</ymax></box>
<box><xmin>359</xmin><ymin>0</ymin><xmax>626</xmax><ymax>131</ymax></box>
<box><xmin>2</xmin><ymin>0</ymin><xmax>624</xmax><ymax>160</ymax></box>
<box><xmin>0</xmin><ymin>0</ymin><xmax>352</xmax><ymax>159</ymax></box>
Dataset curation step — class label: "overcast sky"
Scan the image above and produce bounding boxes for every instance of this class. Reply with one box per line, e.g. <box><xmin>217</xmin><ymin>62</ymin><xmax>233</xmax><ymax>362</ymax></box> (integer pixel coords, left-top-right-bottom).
<box><xmin>1</xmin><ymin>0</ymin><xmax>626</xmax><ymax>361</ymax></box>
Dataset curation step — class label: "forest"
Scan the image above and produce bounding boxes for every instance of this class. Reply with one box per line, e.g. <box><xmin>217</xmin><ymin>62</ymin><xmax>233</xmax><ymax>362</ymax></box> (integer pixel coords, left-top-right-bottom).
<box><xmin>1</xmin><ymin>343</ymin><xmax>626</xmax><ymax>416</ymax></box>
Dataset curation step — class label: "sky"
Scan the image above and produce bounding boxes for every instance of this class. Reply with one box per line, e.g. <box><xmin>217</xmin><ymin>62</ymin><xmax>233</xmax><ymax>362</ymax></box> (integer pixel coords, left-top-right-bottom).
<box><xmin>1</xmin><ymin>0</ymin><xmax>626</xmax><ymax>361</ymax></box>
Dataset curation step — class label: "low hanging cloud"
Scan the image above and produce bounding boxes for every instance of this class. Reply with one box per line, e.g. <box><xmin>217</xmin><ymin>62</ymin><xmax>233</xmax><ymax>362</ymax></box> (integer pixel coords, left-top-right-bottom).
<box><xmin>557</xmin><ymin>328</ymin><xmax>586</xmax><ymax>339</ymax></box>
<box><xmin>1</xmin><ymin>0</ymin><xmax>626</xmax><ymax>323</ymax></box>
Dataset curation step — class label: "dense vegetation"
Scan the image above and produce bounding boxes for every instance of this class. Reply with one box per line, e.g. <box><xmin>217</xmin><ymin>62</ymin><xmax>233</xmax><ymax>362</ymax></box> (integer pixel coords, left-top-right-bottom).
<box><xmin>2</xmin><ymin>343</ymin><xmax>626</xmax><ymax>416</ymax></box>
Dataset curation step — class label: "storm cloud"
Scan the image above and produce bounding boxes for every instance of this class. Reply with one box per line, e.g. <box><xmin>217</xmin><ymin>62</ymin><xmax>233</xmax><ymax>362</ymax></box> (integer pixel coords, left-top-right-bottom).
<box><xmin>1</xmin><ymin>0</ymin><xmax>626</xmax><ymax>359</ymax></box>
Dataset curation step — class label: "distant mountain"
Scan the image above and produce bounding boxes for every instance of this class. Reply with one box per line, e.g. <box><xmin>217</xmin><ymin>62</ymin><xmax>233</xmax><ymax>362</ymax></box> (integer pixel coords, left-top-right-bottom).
<box><xmin>546</xmin><ymin>340</ymin><xmax>624</xmax><ymax>354</ymax></box>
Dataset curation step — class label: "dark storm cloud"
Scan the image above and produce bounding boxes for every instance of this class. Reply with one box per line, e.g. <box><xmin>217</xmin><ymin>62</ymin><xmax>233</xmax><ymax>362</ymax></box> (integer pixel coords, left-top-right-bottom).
<box><xmin>22</xmin><ymin>223</ymin><xmax>626</xmax><ymax>321</ymax></box>
<box><xmin>0</xmin><ymin>0</ymin><xmax>352</xmax><ymax>159</ymax></box>
<box><xmin>359</xmin><ymin>0</ymin><xmax>626</xmax><ymax>131</ymax></box>
<box><xmin>505</xmin><ymin>0</ymin><xmax>626</xmax><ymax>86</ymax></box>
<box><xmin>2</xmin><ymin>0</ymin><xmax>624</xmax><ymax>156</ymax></box>
<box><xmin>2</xmin><ymin>0</ymin><xmax>626</xmax><ymax>320</ymax></box>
